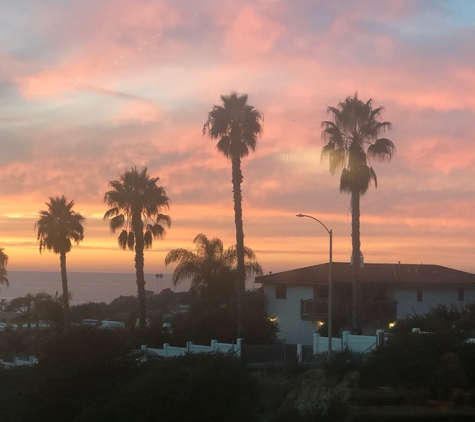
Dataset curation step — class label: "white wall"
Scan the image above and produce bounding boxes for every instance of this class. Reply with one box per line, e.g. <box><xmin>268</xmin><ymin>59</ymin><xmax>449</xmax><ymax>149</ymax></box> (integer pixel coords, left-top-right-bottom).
<box><xmin>265</xmin><ymin>284</ymin><xmax>317</xmax><ymax>345</ymax></box>
<box><xmin>395</xmin><ymin>285</ymin><xmax>475</xmax><ymax>318</ymax></box>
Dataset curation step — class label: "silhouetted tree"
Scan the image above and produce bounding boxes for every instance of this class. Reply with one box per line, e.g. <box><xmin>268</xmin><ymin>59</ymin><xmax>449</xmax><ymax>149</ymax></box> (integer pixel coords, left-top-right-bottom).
<box><xmin>0</xmin><ymin>248</ymin><xmax>8</xmax><ymax>286</ymax></box>
<box><xmin>36</xmin><ymin>196</ymin><xmax>85</xmax><ymax>322</ymax></box>
<box><xmin>103</xmin><ymin>167</ymin><xmax>171</xmax><ymax>328</ymax></box>
<box><xmin>165</xmin><ymin>233</ymin><xmax>262</xmax><ymax>304</ymax></box>
<box><xmin>203</xmin><ymin>92</ymin><xmax>263</xmax><ymax>337</ymax></box>
<box><xmin>321</xmin><ymin>93</ymin><xmax>394</xmax><ymax>325</ymax></box>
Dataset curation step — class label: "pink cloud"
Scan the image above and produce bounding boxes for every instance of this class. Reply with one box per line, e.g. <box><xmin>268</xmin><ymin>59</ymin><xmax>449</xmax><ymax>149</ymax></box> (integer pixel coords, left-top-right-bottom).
<box><xmin>401</xmin><ymin>136</ymin><xmax>475</xmax><ymax>173</ymax></box>
<box><xmin>224</xmin><ymin>5</ymin><xmax>285</xmax><ymax>57</ymax></box>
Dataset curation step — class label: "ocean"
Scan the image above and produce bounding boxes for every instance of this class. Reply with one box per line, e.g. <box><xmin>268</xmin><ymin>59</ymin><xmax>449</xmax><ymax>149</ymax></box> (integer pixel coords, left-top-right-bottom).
<box><xmin>0</xmin><ymin>271</ymin><xmax>190</xmax><ymax>304</ymax></box>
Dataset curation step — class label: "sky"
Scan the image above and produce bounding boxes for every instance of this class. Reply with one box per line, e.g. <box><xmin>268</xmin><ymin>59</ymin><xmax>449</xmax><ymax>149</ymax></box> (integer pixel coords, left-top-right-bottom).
<box><xmin>1</xmin><ymin>0</ymin><xmax>475</xmax><ymax>280</ymax></box>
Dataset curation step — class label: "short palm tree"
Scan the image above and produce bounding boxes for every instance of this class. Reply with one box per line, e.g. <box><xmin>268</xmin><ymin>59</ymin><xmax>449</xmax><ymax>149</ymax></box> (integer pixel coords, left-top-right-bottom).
<box><xmin>203</xmin><ymin>92</ymin><xmax>263</xmax><ymax>337</ymax></box>
<box><xmin>321</xmin><ymin>93</ymin><xmax>395</xmax><ymax>325</ymax></box>
<box><xmin>165</xmin><ymin>233</ymin><xmax>262</xmax><ymax>303</ymax></box>
<box><xmin>36</xmin><ymin>196</ymin><xmax>85</xmax><ymax>322</ymax></box>
<box><xmin>0</xmin><ymin>248</ymin><xmax>8</xmax><ymax>286</ymax></box>
<box><xmin>103</xmin><ymin>167</ymin><xmax>171</xmax><ymax>328</ymax></box>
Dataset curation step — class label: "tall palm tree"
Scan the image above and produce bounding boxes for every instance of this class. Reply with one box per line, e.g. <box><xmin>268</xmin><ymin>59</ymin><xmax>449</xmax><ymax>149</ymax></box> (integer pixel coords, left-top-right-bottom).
<box><xmin>0</xmin><ymin>248</ymin><xmax>8</xmax><ymax>286</ymax></box>
<box><xmin>103</xmin><ymin>167</ymin><xmax>171</xmax><ymax>328</ymax></box>
<box><xmin>321</xmin><ymin>93</ymin><xmax>395</xmax><ymax>326</ymax></box>
<box><xmin>36</xmin><ymin>196</ymin><xmax>85</xmax><ymax>322</ymax></box>
<box><xmin>203</xmin><ymin>92</ymin><xmax>263</xmax><ymax>337</ymax></box>
<box><xmin>165</xmin><ymin>233</ymin><xmax>262</xmax><ymax>303</ymax></box>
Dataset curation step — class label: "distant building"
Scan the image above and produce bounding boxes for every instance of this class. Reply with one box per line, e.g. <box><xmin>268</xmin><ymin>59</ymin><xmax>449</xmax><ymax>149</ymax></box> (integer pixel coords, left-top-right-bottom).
<box><xmin>256</xmin><ymin>262</ymin><xmax>475</xmax><ymax>344</ymax></box>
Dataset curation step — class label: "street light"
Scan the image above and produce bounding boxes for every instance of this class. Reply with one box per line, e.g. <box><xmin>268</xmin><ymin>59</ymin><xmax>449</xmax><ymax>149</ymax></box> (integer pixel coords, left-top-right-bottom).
<box><xmin>155</xmin><ymin>273</ymin><xmax>163</xmax><ymax>294</ymax></box>
<box><xmin>296</xmin><ymin>213</ymin><xmax>333</xmax><ymax>362</ymax></box>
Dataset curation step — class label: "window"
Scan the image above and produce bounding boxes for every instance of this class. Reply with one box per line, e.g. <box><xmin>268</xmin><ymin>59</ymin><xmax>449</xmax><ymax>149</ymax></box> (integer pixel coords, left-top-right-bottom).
<box><xmin>459</xmin><ymin>287</ymin><xmax>465</xmax><ymax>301</ymax></box>
<box><xmin>416</xmin><ymin>288</ymin><xmax>423</xmax><ymax>302</ymax></box>
<box><xmin>275</xmin><ymin>285</ymin><xmax>287</xmax><ymax>299</ymax></box>
<box><xmin>314</xmin><ymin>287</ymin><xmax>328</xmax><ymax>299</ymax></box>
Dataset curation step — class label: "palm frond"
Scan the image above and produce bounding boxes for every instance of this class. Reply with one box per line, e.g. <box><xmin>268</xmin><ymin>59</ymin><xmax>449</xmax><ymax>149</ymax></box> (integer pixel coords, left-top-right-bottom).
<box><xmin>118</xmin><ymin>230</ymin><xmax>128</xmax><ymax>250</ymax></box>
<box><xmin>165</xmin><ymin>248</ymin><xmax>195</xmax><ymax>266</ymax></box>
<box><xmin>127</xmin><ymin>231</ymin><xmax>135</xmax><ymax>250</ymax></box>
<box><xmin>109</xmin><ymin>214</ymin><xmax>125</xmax><ymax>232</ymax></box>
<box><xmin>368</xmin><ymin>138</ymin><xmax>395</xmax><ymax>161</ymax></box>
<box><xmin>216</xmin><ymin>136</ymin><xmax>231</xmax><ymax>158</ymax></box>
<box><xmin>103</xmin><ymin>207</ymin><xmax>120</xmax><ymax>220</ymax></box>
<box><xmin>144</xmin><ymin>231</ymin><xmax>152</xmax><ymax>249</ymax></box>
<box><xmin>104</xmin><ymin>167</ymin><xmax>170</xmax><ymax>252</ymax></box>
<box><xmin>244</xmin><ymin>261</ymin><xmax>263</xmax><ymax>277</ymax></box>
<box><xmin>205</xmin><ymin>92</ymin><xmax>263</xmax><ymax>160</ymax></box>
<box><xmin>322</xmin><ymin>93</ymin><xmax>394</xmax><ymax>195</ymax></box>
<box><xmin>147</xmin><ymin>223</ymin><xmax>166</xmax><ymax>239</ymax></box>
<box><xmin>155</xmin><ymin>213</ymin><xmax>171</xmax><ymax>228</ymax></box>
<box><xmin>35</xmin><ymin>195</ymin><xmax>85</xmax><ymax>255</ymax></box>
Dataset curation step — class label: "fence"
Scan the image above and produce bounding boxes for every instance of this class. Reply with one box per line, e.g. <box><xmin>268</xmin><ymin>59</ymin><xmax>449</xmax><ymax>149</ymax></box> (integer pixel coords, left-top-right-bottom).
<box><xmin>0</xmin><ymin>356</ymin><xmax>38</xmax><ymax>368</ymax></box>
<box><xmin>140</xmin><ymin>330</ymin><xmax>385</xmax><ymax>364</ymax></box>
<box><xmin>296</xmin><ymin>330</ymin><xmax>384</xmax><ymax>363</ymax></box>
<box><xmin>241</xmin><ymin>343</ymin><xmax>297</xmax><ymax>364</ymax></box>
<box><xmin>144</xmin><ymin>339</ymin><xmax>241</xmax><ymax>359</ymax></box>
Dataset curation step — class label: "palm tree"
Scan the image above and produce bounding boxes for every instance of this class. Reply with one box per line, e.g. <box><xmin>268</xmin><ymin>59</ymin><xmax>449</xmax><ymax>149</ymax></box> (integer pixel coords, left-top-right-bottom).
<box><xmin>321</xmin><ymin>93</ymin><xmax>395</xmax><ymax>326</ymax></box>
<box><xmin>103</xmin><ymin>167</ymin><xmax>171</xmax><ymax>328</ymax></box>
<box><xmin>0</xmin><ymin>248</ymin><xmax>8</xmax><ymax>286</ymax></box>
<box><xmin>203</xmin><ymin>92</ymin><xmax>263</xmax><ymax>337</ymax></box>
<box><xmin>165</xmin><ymin>233</ymin><xmax>262</xmax><ymax>303</ymax></box>
<box><xmin>36</xmin><ymin>196</ymin><xmax>85</xmax><ymax>322</ymax></box>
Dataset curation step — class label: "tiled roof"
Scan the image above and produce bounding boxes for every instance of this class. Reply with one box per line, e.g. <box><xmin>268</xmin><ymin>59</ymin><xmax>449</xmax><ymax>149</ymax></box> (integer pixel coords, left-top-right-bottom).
<box><xmin>255</xmin><ymin>263</ymin><xmax>475</xmax><ymax>285</ymax></box>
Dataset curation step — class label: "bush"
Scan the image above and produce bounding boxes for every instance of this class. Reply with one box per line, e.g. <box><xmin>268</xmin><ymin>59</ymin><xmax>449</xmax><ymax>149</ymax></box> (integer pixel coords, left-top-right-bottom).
<box><xmin>0</xmin><ymin>328</ymin><xmax>260</xmax><ymax>422</ymax></box>
<box><xmin>359</xmin><ymin>331</ymin><xmax>466</xmax><ymax>390</ymax></box>
<box><xmin>322</xmin><ymin>348</ymin><xmax>361</xmax><ymax>378</ymax></box>
<box><xmin>76</xmin><ymin>352</ymin><xmax>259</xmax><ymax>422</ymax></box>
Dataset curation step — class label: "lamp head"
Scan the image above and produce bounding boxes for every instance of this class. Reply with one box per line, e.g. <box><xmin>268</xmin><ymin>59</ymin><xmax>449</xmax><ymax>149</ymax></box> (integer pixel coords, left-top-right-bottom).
<box><xmin>296</xmin><ymin>213</ymin><xmax>304</xmax><ymax>217</ymax></box>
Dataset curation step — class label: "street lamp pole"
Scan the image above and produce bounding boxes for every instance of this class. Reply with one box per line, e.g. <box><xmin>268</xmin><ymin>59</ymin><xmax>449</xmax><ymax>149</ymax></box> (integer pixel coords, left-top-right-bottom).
<box><xmin>155</xmin><ymin>273</ymin><xmax>163</xmax><ymax>294</ymax></box>
<box><xmin>296</xmin><ymin>213</ymin><xmax>333</xmax><ymax>362</ymax></box>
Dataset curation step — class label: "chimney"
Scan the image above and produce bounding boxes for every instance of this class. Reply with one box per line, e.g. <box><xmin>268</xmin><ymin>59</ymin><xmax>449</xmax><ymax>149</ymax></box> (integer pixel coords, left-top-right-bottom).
<box><xmin>350</xmin><ymin>252</ymin><xmax>364</xmax><ymax>268</ymax></box>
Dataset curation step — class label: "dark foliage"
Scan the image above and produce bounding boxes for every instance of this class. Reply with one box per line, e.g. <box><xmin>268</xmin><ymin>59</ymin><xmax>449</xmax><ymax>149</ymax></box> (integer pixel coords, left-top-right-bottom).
<box><xmin>391</xmin><ymin>302</ymin><xmax>475</xmax><ymax>335</ymax></box>
<box><xmin>359</xmin><ymin>331</ymin><xmax>473</xmax><ymax>396</ymax></box>
<box><xmin>0</xmin><ymin>327</ymin><xmax>135</xmax><ymax>422</ymax></box>
<box><xmin>76</xmin><ymin>353</ymin><xmax>259</xmax><ymax>422</ymax></box>
<box><xmin>0</xmin><ymin>329</ymin><xmax>259</xmax><ymax>422</ymax></box>
<box><xmin>323</xmin><ymin>348</ymin><xmax>361</xmax><ymax>378</ymax></box>
<box><xmin>170</xmin><ymin>289</ymin><xmax>278</xmax><ymax>346</ymax></box>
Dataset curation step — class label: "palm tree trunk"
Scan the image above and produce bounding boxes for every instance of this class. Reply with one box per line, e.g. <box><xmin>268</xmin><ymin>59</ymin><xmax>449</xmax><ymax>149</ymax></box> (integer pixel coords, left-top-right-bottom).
<box><xmin>133</xmin><ymin>215</ymin><xmax>147</xmax><ymax>329</ymax></box>
<box><xmin>59</xmin><ymin>250</ymin><xmax>69</xmax><ymax>324</ymax></box>
<box><xmin>232</xmin><ymin>154</ymin><xmax>246</xmax><ymax>339</ymax></box>
<box><xmin>351</xmin><ymin>189</ymin><xmax>361</xmax><ymax>329</ymax></box>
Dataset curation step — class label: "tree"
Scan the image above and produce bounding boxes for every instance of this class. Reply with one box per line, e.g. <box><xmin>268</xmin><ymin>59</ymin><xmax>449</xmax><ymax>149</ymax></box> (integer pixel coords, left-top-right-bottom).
<box><xmin>0</xmin><ymin>248</ymin><xmax>8</xmax><ymax>286</ymax></box>
<box><xmin>321</xmin><ymin>93</ymin><xmax>395</xmax><ymax>326</ymax></box>
<box><xmin>36</xmin><ymin>196</ymin><xmax>85</xmax><ymax>322</ymax></box>
<box><xmin>103</xmin><ymin>167</ymin><xmax>171</xmax><ymax>328</ymax></box>
<box><xmin>8</xmin><ymin>292</ymin><xmax>64</xmax><ymax>329</ymax></box>
<box><xmin>165</xmin><ymin>233</ymin><xmax>262</xmax><ymax>304</ymax></box>
<box><xmin>203</xmin><ymin>92</ymin><xmax>263</xmax><ymax>337</ymax></box>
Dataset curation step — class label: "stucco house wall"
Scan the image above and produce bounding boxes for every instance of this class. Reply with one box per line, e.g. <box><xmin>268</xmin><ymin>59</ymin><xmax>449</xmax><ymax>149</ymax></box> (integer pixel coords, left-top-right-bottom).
<box><xmin>265</xmin><ymin>284</ymin><xmax>317</xmax><ymax>345</ymax></box>
<box><xmin>395</xmin><ymin>285</ymin><xmax>475</xmax><ymax>318</ymax></box>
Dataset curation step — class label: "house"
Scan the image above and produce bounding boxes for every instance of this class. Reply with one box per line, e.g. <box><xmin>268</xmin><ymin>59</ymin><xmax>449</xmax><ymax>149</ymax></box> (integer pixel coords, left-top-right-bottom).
<box><xmin>255</xmin><ymin>262</ymin><xmax>475</xmax><ymax>345</ymax></box>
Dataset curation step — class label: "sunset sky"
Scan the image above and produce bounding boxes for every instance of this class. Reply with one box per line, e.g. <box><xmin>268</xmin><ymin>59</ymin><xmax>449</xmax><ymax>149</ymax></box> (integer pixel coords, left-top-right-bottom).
<box><xmin>1</xmin><ymin>0</ymin><xmax>475</xmax><ymax>278</ymax></box>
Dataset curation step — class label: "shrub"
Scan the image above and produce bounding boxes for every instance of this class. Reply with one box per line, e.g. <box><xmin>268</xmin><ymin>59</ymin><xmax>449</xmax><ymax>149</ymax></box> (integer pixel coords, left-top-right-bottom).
<box><xmin>359</xmin><ymin>331</ymin><xmax>466</xmax><ymax>389</ymax></box>
<box><xmin>76</xmin><ymin>352</ymin><xmax>259</xmax><ymax>422</ymax></box>
<box><xmin>323</xmin><ymin>348</ymin><xmax>361</xmax><ymax>378</ymax></box>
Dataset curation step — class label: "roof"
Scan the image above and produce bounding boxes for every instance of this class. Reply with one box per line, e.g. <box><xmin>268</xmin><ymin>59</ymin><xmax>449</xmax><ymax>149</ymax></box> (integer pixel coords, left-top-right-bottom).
<box><xmin>255</xmin><ymin>263</ymin><xmax>475</xmax><ymax>286</ymax></box>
